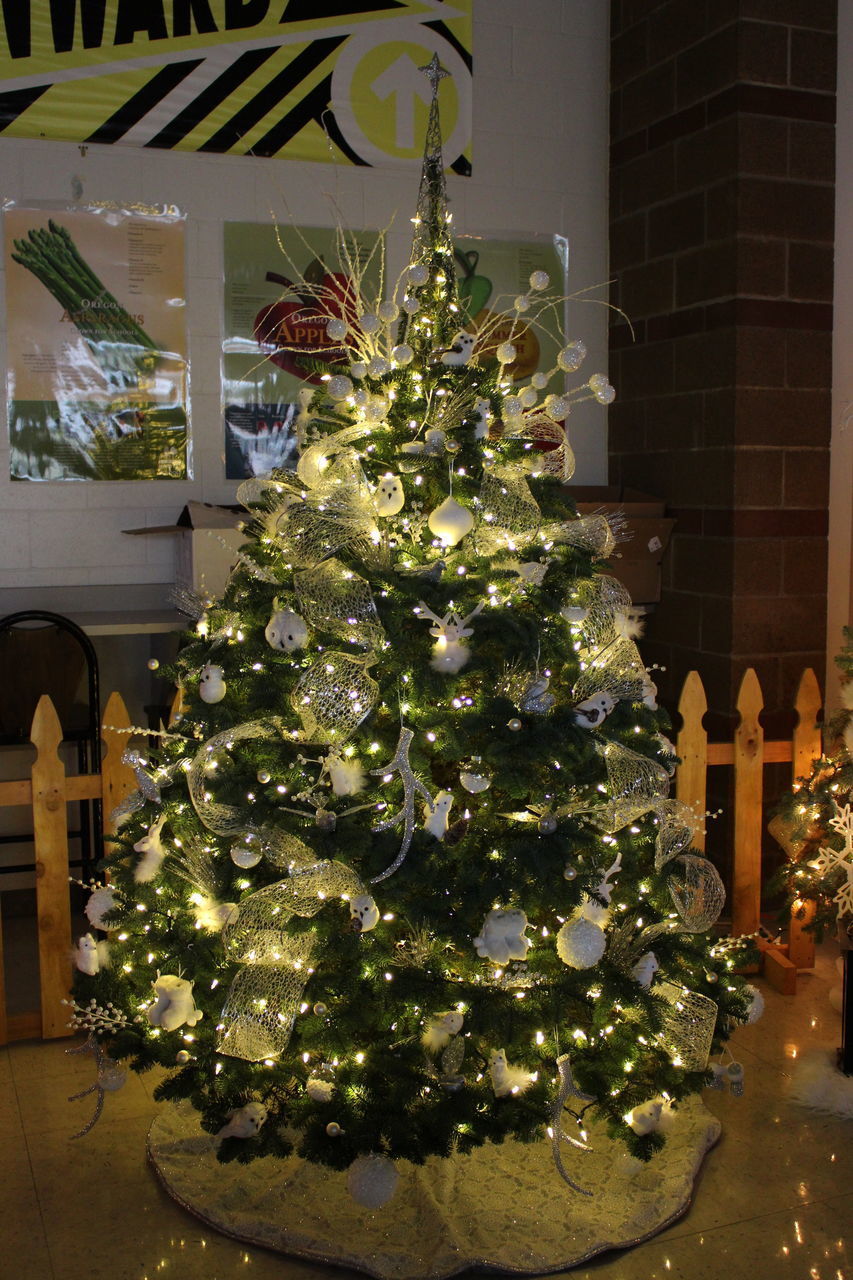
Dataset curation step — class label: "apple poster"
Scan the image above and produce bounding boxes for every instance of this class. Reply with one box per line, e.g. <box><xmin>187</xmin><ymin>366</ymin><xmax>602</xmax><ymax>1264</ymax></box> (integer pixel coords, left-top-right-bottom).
<box><xmin>222</xmin><ymin>223</ymin><xmax>566</xmax><ymax>481</ymax></box>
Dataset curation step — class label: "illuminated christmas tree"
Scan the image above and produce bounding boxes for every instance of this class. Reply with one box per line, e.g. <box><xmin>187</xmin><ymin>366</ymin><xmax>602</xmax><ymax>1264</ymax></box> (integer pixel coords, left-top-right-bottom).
<box><xmin>71</xmin><ymin>60</ymin><xmax>754</xmax><ymax>1209</ymax></box>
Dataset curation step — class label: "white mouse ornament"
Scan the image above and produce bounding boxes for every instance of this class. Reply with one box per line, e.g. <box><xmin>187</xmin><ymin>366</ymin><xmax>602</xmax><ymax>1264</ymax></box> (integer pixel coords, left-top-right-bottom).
<box><xmin>471</xmin><ymin>396</ymin><xmax>491</xmax><ymax>439</ymax></box>
<box><xmin>199</xmin><ymin>662</ymin><xmax>226</xmax><ymax>703</ymax></box>
<box><xmin>473</xmin><ymin>907</ymin><xmax>531</xmax><ymax>965</ymax></box>
<box><xmin>374</xmin><ymin>474</ymin><xmax>405</xmax><ymax>517</ymax></box>
<box><xmin>349</xmin><ymin>893</ymin><xmax>380</xmax><ymax>933</ymax></box>
<box><xmin>133</xmin><ymin>813</ymin><xmax>169</xmax><ymax>883</ymax></box>
<box><xmin>146</xmin><ymin>974</ymin><xmax>203</xmax><ymax>1032</ymax></box>
<box><xmin>265</xmin><ymin>599</ymin><xmax>308</xmax><ymax>652</ymax></box>
<box><xmin>217</xmin><ymin>1100</ymin><xmax>268</xmax><ymax>1139</ymax></box>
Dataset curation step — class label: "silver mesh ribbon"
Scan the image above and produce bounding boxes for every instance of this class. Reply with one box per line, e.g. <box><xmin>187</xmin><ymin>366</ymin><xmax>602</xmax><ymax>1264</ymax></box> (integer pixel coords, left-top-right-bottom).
<box><xmin>504</xmin><ymin>413</ymin><xmax>577</xmax><ymax>483</ymax></box>
<box><xmin>563</xmin><ymin>575</ymin><xmax>633</xmax><ymax>646</ymax></box>
<box><xmin>291</xmin><ymin>653</ymin><xmax>379</xmax><ymax>743</ymax></box>
<box><xmin>654</xmin><ymin>799</ymin><xmax>700</xmax><ymax>871</ymax></box>
<box><xmin>667</xmin><ymin>853</ymin><xmax>725</xmax><ymax>932</ymax></box>
<box><xmin>541</xmin><ymin>513</ymin><xmax>616</xmax><ymax>559</ymax></box>
<box><xmin>295</xmin><ymin>558</ymin><xmax>384</xmax><ymax>650</ymax></box>
<box><xmin>574</xmin><ymin>634</ymin><xmax>648</xmax><ymax>704</ymax></box>
<box><xmin>475</xmin><ymin>465</ymin><xmax>541</xmax><ymax>552</ymax></box>
<box><xmin>217</xmin><ymin>933</ymin><xmax>318</xmax><ymax>1062</ymax></box>
<box><xmin>657</xmin><ymin>980</ymin><xmax>717</xmax><ymax>1071</ymax></box>
<box><xmin>187</xmin><ymin>719</ymin><xmax>288</xmax><ymax>837</ymax></box>
<box><xmin>223</xmin><ymin>862</ymin><xmax>364</xmax><ymax>964</ymax></box>
<box><xmin>595</xmin><ymin>741</ymin><xmax>671</xmax><ymax>832</ymax></box>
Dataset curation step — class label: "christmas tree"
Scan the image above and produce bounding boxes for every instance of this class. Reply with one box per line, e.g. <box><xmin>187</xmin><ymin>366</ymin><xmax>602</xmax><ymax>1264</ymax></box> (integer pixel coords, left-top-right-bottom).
<box><xmin>71</xmin><ymin>61</ymin><xmax>754</xmax><ymax>1205</ymax></box>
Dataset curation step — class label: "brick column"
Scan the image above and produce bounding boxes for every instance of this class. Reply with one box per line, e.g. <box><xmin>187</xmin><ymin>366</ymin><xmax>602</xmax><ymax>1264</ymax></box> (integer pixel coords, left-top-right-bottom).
<box><xmin>609</xmin><ymin>1</ymin><xmax>835</xmax><ymax>733</ymax></box>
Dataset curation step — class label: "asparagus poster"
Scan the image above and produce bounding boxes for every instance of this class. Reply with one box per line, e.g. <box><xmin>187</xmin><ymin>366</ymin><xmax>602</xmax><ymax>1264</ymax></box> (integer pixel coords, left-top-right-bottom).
<box><xmin>222</xmin><ymin>223</ymin><xmax>566</xmax><ymax>481</ymax></box>
<box><xmin>5</xmin><ymin>205</ymin><xmax>189</xmax><ymax>481</ymax></box>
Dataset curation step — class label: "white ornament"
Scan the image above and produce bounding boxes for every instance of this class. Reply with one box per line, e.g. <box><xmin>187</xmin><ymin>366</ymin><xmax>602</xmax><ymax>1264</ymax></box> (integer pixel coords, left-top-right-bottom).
<box><xmin>811</xmin><ymin>805</ymin><xmax>853</xmax><ymax>916</ymax></box>
<box><xmin>402</xmin><ymin>295</ymin><xmax>420</xmax><ymax>314</ymax></box>
<box><xmin>422</xmin><ymin>1010</ymin><xmax>464</xmax><ymax>1054</ymax></box>
<box><xmin>423</xmin><ymin>790</ymin><xmax>454</xmax><ymax>839</ymax></box>
<box><xmin>347</xmin><ymin>1154</ymin><xmax>400</xmax><ymax>1209</ymax></box>
<box><xmin>84</xmin><ymin>884</ymin><xmax>117</xmax><ymax>930</ymax></box>
<box><xmin>417</xmin><ymin>599</ymin><xmax>484</xmax><ymax>674</ymax></box>
<box><xmin>326</xmin><ymin>375</ymin><xmax>353</xmax><ymax>400</ymax></box>
<box><xmin>546</xmin><ymin>394</ymin><xmax>572</xmax><ymax>420</ymax></box>
<box><xmin>625</xmin><ymin>1098</ymin><xmax>663</xmax><ymax>1136</ymax></box>
<box><xmin>199</xmin><ymin>663</ymin><xmax>226</xmax><ymax>704</ymax></box>
<box><xmin>515</xmin><ymin>560</ymin><xmax>549</xmax><ymax>586</ymax></box>
<box><xmin>133</xmin><ymin>813</ymin><xmax>169</xmax><ymax>883</ymax></box>
<box><xmin>378</xmin><ymin>300</ymin><xmax>399</xmax><ymax>323</ymax></box>
<box><xmin>326</xmin><ymin>753</ymin><xmax>366</xmax><ymax>796</ymax></box>
<box><xmin>488</xmin><ymin>1048</ymin><xmax>532</xmax><ymax>1097</ymax></box>
<box><xmin>631</xmin><ymin>951</ymin><xmax>659</xmax><ymax>989</ymax></box>
<box><xmin>265</xmin><ymin>599</ymin><xmax>308</xmax><ymax>652</ymax></box>
<box><xmin>192</xmin><ymin>896</ymin><xmax>240</xmax><ymax>932</ymax></box>
<box><xmin>557</xmin><ymin>341</ymin><xmax>587</xmax><ymax>372</ymax></box>
<box><xmin>408</xmin><ymin>262</ymin><xmax>429</xmax><ymax>285</ymax></box>
<box><xmin>513</xmin><ymin>294</ymin><xmax>530</xmax><ymax>312</ymax></box>
<box><xmin>368</xmin><ymin>356</ymin><xmax>390</xmax><ymax>377</ymax></box>
<box><xmin>350</xmin><ymin>361</ymin><xmax>367</xmax><ymax>379</ymax></box>
<box><xmin>743</xmin><ymin>984</ymin><xmax>765</xmax><ymax>1024</ymax></box>
<box><xmin>359</xmin><ymin>312</ymin><xmax>381</xmax><ymax>334</ymax></box>
<box><xmin>472</xmin><ymin>397</ymin><xmax>491</xmax><ymax>439</ymax></box>
<box><xmin>474</xmin><ymin>907</ymin><xmax>531</xmax><ymax>965</ymax></box>
<box><xmin>529</xmin><ymin>269</ymin><xmax>550</xmax><ymax>291</ymax></box>
<box><xmin>146</xmin><ymin>974</ymin><xmax>203</xmax><ymax>1032</ymax></box>
<box><xmin>588</xmin><ymin>373</ymin><xmax>616</xmax><ymax>404</ymax></box>
<box><xmin>439</xmin><ymin>330</ymin><xmax>476</xmax><ymax>366</ymax></box>
<box><xmin>306</xmin><ymin>1076</ymin><xmax>335</xmax><ymax>1102</ymax></box>
<box><xmin>374</xmin><ymin>474</ymin><xmax>405</xmax><ymax>517</ymax></box>
<box><xmin>574</xmin><ymin>692</ymin><xmax>616</xmax><ymax>729</ymax></box>
<box><xmin>217</xmin><ymin>1101</ymin><xmax>268</xmax><ymax>1139</ymax></box>
<box><xmin>427</xmin><ymin>496</ymin><xmax>474</xmax><ymax>547</ymax></box>
<box><xmin>326</xmin><ymin>316</ymin><xmax>348</xmax><ymax>341</ymax></box>
<box><xmin>350</xmin><ymin>893</ymin><xmax>380</xmax><ymax>933</ymax></box>
<box><xmin>495</xmin><ymin>341</ymin><xmax>516</xmax><ymax>365</ymax></box>
<box><xmin>74</xmin><ymin>932</ymin><xmax>107</xmax><ymax>975</ymax></box>
<box><xmin>391</xmin><ymin>343</ymin><xmax>414</xmax><ymax>366</ymax></box>
<box><xmin>555</xmin><ymin>916</ymin><xmax>606</xmax><ymax>969</ymax></box>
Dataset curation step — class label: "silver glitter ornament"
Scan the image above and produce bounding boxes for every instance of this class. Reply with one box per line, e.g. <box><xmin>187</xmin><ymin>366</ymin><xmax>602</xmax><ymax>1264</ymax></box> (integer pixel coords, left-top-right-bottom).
<box><xmin>257</xmin><ymin>770</ymin><xmax>271</xmax><ymax>784</ymax></box>
<box><xmin>369</xmin><ymin>727</ymin><xmax>434</xmax><ymax>883</ymax></box>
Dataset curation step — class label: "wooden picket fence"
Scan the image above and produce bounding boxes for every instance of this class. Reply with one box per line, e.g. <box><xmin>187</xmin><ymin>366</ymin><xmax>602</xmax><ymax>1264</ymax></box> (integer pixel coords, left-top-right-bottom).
<box><xmin>675</xmin><ymin>666</ymin><xmax>822</xmax><ymax>993</ymax></box>
<box><xmin>0</xmin><ymin>693</ymin><xmax>137</xmax><ymax>1044</ymax></box>
<box><xmin>0</xmin><ymin>669</ymin><xmax>825</xmax><ymax>1042</ymax></box>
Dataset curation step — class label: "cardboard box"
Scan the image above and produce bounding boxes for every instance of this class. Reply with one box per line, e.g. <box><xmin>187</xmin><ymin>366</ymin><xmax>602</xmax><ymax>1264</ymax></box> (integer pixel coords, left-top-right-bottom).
<box><xmin>125</xmin><ymin>501</ymin><xmax>244</xmax><ymax>599</ymax></box>
<box><xmin>562</xmin><ymin>486</ymin><xmax>675</xmax><ymax>603</ymax></box>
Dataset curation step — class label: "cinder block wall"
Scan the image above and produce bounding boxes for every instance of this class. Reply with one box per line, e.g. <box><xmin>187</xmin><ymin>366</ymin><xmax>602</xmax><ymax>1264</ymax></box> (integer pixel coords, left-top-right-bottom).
<box><xmin>608</xmin><ymin>0</ymin><xmax>836</xmax><ymax>731</ymax></box>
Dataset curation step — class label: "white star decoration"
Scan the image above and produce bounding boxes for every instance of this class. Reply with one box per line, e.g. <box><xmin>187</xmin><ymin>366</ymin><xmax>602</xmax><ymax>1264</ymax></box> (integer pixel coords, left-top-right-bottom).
<box><xmin>810</xmin><ymin>804</ymin><xmax>853</xmax><ymax>916</ymax></box>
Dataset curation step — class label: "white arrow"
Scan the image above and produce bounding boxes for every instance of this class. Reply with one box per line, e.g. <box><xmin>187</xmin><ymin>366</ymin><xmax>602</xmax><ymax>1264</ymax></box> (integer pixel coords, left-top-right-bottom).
<box><xmin>371</xmin><ymin>54</ymin><xmax>432</xmax><ymax>150</ymax></box>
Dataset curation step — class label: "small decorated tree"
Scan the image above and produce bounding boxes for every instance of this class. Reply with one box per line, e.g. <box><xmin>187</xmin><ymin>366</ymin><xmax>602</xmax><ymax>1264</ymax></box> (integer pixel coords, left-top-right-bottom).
<box><xmin>71</xmin><ymin>61</ymin><xmax>754</xmax><ymax>1207</ymax></box>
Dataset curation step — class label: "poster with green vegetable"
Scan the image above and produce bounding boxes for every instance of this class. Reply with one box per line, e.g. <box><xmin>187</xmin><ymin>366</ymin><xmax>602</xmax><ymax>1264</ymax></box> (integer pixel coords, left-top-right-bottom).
<box><xmin>5</xmin><ymin>205</ymin><xmax>188</xmax><ymax>481</ymax></box>
<box><xmin>223</xmin><ymin>223</ymin><xmax>566</xmax><ymax>480</ymax></box>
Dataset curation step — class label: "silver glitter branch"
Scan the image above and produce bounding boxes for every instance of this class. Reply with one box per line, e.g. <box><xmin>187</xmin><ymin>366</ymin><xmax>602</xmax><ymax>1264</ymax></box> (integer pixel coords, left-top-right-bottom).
<box><xmin>369</xmin><ymin>727</ymin><xmax>434</xmax><ymax>884</ymax></box>
<box><xmin>550</xmin><ymin>1054</ymin><xmax>595</xmax><ymax>1196</ymax></box>
<box><xmin>66</xmin><ymin>1035</ymin><xmax>127</xmax><ymax>1139</ymax></box>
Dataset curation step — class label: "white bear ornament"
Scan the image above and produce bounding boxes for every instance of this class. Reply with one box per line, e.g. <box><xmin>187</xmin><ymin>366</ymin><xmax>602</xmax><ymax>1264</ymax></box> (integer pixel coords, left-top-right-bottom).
<box><xmin>473</xmin><ymin>907</ymin><xmax>531</xmax><ymax>965</ymax></box>
<box><xmin>146</xmin><ymin>974</ymin><xmax>203</xmax><ymax>1032</ymax></box>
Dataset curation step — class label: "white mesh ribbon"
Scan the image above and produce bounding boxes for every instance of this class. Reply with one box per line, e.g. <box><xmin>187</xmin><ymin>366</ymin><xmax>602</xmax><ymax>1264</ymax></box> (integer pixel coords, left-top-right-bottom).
<box><xmin>574</xmin><ymin>634</ymin><xmax>648</xmax><ymax>705</ymax></box>
<box><xmin>654</xmin><ymin>800</ymin><xmax>700</xmax><ymax>871</ymax></box>
<box><xmin>187</xmin><ymin>720</ymin><xmax>289</xmax><ymax>837</ymax></box>
<box><xmin>291</xmin><ymin>653</ymin><xmax>379</xmax><ymax>743</ymax></box>
<box><xmin>595</xmin><ymin>741</ymin><xmax>671</xmax><ymax>832</ymax></box>
<box><xmin>667</xmin><ymin>854</ymin><xmax>725</xmax><ymax>932</ymax></box>
<box><xmin>223</xmin><ymin>862</ymin><xmax>363</xmax><ymax>964</ymax></box>
<box><xmin>657</xmin><ymin>980</ymin><xmax>717</xmax><ymax>1071</ymax></box>
<box><xmin>475</xmin><ymin>465</ymin><xmax>541</xmax><ymax>552</ymax></box>
<box><xmin>563</xmin><ymin>575</ymin><xmax>633</xmax><ymax>647</ymax></box>
<box><xmin>295</xmin><ymin>558</ymin><xmax>384</xmax><ymax>650</ymax></box>
<box><xmin>504</xmin><ymin>413</ymin><xmax>577</xmax><ymax>483</ymax></box>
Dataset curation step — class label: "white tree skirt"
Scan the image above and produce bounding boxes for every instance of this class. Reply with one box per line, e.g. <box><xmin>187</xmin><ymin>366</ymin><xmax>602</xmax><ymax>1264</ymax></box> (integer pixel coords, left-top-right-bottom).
<box><xmin>148</xmin><ymin>1099</ymin><xmax>721</xmax><ymax>1278</ymax></box>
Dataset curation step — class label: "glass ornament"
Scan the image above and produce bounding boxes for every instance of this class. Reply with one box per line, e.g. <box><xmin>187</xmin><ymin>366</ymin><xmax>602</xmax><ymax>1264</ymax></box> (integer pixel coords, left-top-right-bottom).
<box><xmin>257</xmin><ymin>770</ymin><xmax>271</xmax><ymax>784</ymax></box>
<box><xmin>459</xmin><ymin>761</ymin><xmax>492</xmax><ymax>793</ymax></box>
<box><xmin>230</xmin><ymin>835</ymin><xmax>262</xmax><ymax>869</ymax></box>
<box><xmin>313</xmin><ymin>1002</ymin><xmax>328</xmax><ymax>1016</ymax></box>
<box><xmin>507</xmin><ymin>718</ymin><xmax>522</xmax><ymax>732</ymax></box>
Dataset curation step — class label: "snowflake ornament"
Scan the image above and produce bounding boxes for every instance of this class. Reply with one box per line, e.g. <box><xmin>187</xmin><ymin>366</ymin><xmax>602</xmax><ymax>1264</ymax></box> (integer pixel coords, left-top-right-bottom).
<box><xmin>810</xmin><ymin>804</ymin><xmax>853</xmax><ymax>916</ymax></box>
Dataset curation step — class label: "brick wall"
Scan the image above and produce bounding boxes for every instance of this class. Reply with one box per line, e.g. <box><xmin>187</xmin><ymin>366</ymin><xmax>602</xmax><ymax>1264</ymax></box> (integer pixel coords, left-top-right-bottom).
<box><xmin>609</xmin><ymin>0</ymin><xmax>836</xmax><ymax>733</ymax></box>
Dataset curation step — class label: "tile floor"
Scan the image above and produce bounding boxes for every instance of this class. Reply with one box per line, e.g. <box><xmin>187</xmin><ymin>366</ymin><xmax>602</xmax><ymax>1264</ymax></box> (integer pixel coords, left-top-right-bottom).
<box><xmin>2</xmin><ymin>942</ymin><xmax>851</xmax><ymax>1280</ymax></box>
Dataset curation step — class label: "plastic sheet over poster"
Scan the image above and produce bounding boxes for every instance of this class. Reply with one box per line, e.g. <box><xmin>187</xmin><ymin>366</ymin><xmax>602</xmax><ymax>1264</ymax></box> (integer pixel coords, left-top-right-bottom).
<box><xmin>4</xmin><ymin>202</ymin><xmax>189</xmax><ymax>481</ymax></box>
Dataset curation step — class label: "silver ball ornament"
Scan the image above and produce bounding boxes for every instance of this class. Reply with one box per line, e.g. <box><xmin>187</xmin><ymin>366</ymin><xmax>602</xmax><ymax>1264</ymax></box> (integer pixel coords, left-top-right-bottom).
<box><xmin>176</xmin><ymin>1049</ymin><xmax>191</xmax><ymax>1064</ymax></box>
<box><xmin>326</xmin><ymin>317</ymin><xmax>348</xmax><ymax>340</ymax></box>
<box><xmin>563</xmin><ymin>864</ymin><xmax>578</xmax><ymax>880</ymax></box>
<box><xmin>507</xmin><ymin>718</ymin><xmax>523</xmax><ymax>732</ymax></box>
<box><xmin>538</xmin><ymin>813</ymin><xmax>558</xmax><ymax>834</ymax></box>
<box><xmin>257</xmin><ymin>770</ymin><xmax>271</xmax><ymax>784</ymax></box>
